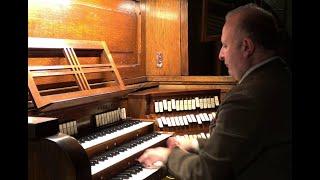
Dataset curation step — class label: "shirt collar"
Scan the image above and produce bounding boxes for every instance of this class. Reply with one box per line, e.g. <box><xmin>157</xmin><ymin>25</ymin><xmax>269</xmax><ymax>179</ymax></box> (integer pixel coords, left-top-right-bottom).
<box><xmin>238</xmin><ymin>56</ymin><xmax>280</xmax><ymax>84</ymax></box>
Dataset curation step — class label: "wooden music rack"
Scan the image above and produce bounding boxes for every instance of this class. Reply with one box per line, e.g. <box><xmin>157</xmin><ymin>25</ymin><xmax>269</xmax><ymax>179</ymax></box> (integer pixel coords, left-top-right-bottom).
<box><xmin>28</xmin><ymin>37</ymin><xmax>127</xmax><ymax>111</ymax></box>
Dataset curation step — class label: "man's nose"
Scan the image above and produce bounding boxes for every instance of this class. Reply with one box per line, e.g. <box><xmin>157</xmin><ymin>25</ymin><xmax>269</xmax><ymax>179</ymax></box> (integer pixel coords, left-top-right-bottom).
<box><xmin>218</xmin><ymin>50</ymin><xmax>224</xmax><ymax>61</ymax></box>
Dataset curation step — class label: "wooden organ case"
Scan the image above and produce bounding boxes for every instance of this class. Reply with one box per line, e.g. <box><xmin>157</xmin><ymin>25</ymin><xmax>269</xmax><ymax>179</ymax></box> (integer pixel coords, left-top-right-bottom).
<box><xmin>28</xmin><ymin>37</ymin><xmax>173</xmax><ymax>180</ymax></box>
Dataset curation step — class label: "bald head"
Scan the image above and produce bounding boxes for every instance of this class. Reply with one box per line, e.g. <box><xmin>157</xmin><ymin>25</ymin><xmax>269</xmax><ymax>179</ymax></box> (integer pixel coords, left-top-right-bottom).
<box><xmin>225</xmin><ymin>3</ymin><xmax>279</xmax><ymax>50</ymax></box>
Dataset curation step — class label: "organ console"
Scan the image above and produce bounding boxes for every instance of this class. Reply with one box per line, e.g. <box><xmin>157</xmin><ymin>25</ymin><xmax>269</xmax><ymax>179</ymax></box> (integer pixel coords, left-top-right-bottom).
<box><xmin>27</xmin><ymin>37</ymin><xmax>224</xmax><ymax>180</ymax></box>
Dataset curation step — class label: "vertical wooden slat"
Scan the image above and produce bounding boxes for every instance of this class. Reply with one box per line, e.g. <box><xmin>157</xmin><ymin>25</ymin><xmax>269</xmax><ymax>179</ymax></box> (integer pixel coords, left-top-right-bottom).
<box><xmin>101</xmin><ymin>41</ymin><xmax>125</xmax><ymax>89</ymax></box>
<box><xmin>63</xmin><ymin>48</ymin><xmax>86</xmax><ymax>91</ymax></box>
<box><xmin>180</xmin><ymin>0</ymin><xmax>189</xmax><ymax>75</ymax></box>
<box><xmin>69</xmin><ymin>48</ymin><xmax>91</xmax><ymax>90</ymax></box>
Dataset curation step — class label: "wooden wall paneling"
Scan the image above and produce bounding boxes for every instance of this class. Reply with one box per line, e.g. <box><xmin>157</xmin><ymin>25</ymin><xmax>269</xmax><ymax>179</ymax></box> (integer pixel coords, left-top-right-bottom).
<box><xmin>145</xmin><ymin>0</ymin><xmax>181</xmax><ymax>76</ymax></box>
<box><xmin>28</xmin><ymin>0</ymin><xmax>146</xmax><ymax>82</ymax></box>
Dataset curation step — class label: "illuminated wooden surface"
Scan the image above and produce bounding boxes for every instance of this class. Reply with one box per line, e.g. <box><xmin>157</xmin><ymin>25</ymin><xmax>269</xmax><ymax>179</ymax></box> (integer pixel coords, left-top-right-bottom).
<box><xmin>28</xmin><ymin>0</ymin><xmax>145</xmax><ymax>81</ymax></box>
<box><xmin>145</xmin><ymin>0</ymin><xmax>181</xmax><ymax>76</ymax></box>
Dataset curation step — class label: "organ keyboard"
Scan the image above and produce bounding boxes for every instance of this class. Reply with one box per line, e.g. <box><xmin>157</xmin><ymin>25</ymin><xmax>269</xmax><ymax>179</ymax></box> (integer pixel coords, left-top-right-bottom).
<box><xmin>110</xmin><ymin>163</ymin><xmax>163</xmax><ymax>180</ymax></box>
<box><xmin>127</xmin><ymin>87</ymin><xmax>220</xmax><ymax>137</ymax></box>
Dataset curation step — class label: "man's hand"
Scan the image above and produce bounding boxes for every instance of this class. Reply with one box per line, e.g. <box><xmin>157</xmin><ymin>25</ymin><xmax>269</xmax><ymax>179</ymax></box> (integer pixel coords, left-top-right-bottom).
<box><xmin>167</xmin><ymin>136</ymin><xmax>199</xmax><ymax>152</ymax></box>
<box><xmin>138</xmin><ymin>147</ymin><xmax>171</xmax><ymax>168</ymax></box>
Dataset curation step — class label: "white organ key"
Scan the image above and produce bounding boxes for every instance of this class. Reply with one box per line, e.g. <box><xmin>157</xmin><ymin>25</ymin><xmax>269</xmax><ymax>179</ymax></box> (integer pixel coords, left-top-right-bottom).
<box><xmin>154</xmin><ymin>101</ymin><xmax>159</xmax><ymax>113</ymax></box>
<box><xmin>184</xmin><ymin>99</ymin><xmax>188</xmax><ymax>110</ymax></box>
<box><xmin>195</xmin><ymin>97</ymin><xmax>200</xmax><ymax>108</ymax></box>
<box><xmin>117</xmin><ymin>109</ymin><xmax>121</xmax><ymax>120</ymax></box>
<box><xmin>184</xmin><ymin>134</ymin><xmax>190</xmax><ymax>140</ymax></box>
<box><xmin>186</xmin><ymin>115</ymin><xmax>193</xmax><ymax>123</ymax></box>
<box><xmin>104</xmin><ymin>113</ymin><xmax>108</xmax><ymax>125</ymax></box>
<box><xmin>171</xmin><ymin>99</ymin><xmax>176</xmax><ymax>110</ymax></box>
<box><xmin>199</xmin><ymin>113</ymin><xmax>206</xmax><ymax>122</ymax></box>
<box><xmin>115</xmin><ymin>109</ymin><xmax>119</xmax><ymax>121</ymax></box>
<box><xmin>90</xmin><ymin>133</ymin><xmax>172</xmax><ymax>175</ymax></box>
<box><xmin>191</xmin><ymin>114</ymin><xmax>197</xmax><ymax>123</ymax></box>
<box><xmin>179</xmin><ymin>100</ymin><xmax>184</xmax><ymax>111</ymax></box>
<box><xmin>200</xmin><ymin>132</ymin><xmax>206</xmax><ymax>139</ymax></box>
<box><xmin>212</xmin><ymin>112</ymin><xmax>217</xmax><ymax>118</ymax></box>
<box><xmin>99</xmin><ymin>114</ymin><xmax>103</xmax><ymax>126</ymax></box>
<box><xmin>62</xmin><ymin>123</ymin><xmax>67</xmax><ymax>134</ymax></box>
<box><xmin>214</xmin><ymin>96</ymin><xmax>220</xmax><ymax>106</ymax></box>
<box><xmin>116</xmin><ymin>110</ymin><xmax>120</xmax><ymax>121</ymax></box>
<box><xmin>178</xmin><ymin>116</ymin><xmax>184</xmax><ymax>126</ymax></box>
<box><xmin>183</xmin><ymin>116</ymin><xmax>189</xmax><ymax>125</ymax></box>
<box><xmin>110</xmin><ymin>111</ymin><xmax>115</xmax><ymax>123</ymax></box>
<box><xmin>206</xmin><ymin>133</ymin><xmax>210</xmax><ymax>138</ymax></box>
<box><xmin>111</xmin><ymin>111</ymin><xmax>115</xmax><ymax>122</ymax></box>
<box><xmin>120</xmin><ymin>108</ymin><xmax>123</xmax><ymax>119</ymax></box>
<box><xmin>167</xmin><ymin>117</ymin><xmax>172</xmax><ymax>127</ymax></box>
<box><xmin>114</xmin><ymin>110</ymin><xmax>118</xmax><ymax>122</ymax></box>
<box><xmin>95</xmin><ymin>114</ymin><xmax>100</xmax><ymax>127</ymax></box>
<box><xmin>207</xmin><ymin>98</ymin><xmax>212</xmax><ymax>108</ymax></box>
<box><xmin>167</xmin><ymin>100</ymin><xmax>172</xmax><ymax>112</ymax></box>
<box><xmin>176</xmin><ymin>100</ymin><xmax>180</xmax><ymax>111</ymax></box>
<box><xmin>203</xmin><ymin>113</ymin><xmax>210</xmax><ymax>121</ymax></box>
<box><xmin>197</xmin><ymin>134</ymin><xmax>202</xmax><ymax>139</ymax></box>
<box><xmin>175</xmin><ymin>135</ymin><xmax>182</xmax><ymax>141</ymax></box>
<box><xmin>192</xmin><ymin>134</ymin><xmax>198</xmax><ymax>140</ymax></box>
<box><xmin>121</xmin><ymin>108</ymin><xmax>126</xmax><ymax>119</ymax></box>
<box><xmin>170</xmin><ymin>117</ymin><xmax>175</xmax><ymax>124</ymax></box>
<box><xmin>191</xmin><ymin>99</ymin><xmax>196</xmax><ymax>110</ymax></box>
<box><xmin>99</xmin><ymin>113</ymin><xmax>106</xmax><ymax>126</ymax></box>
<box><xmin>183</xmin><ymin>99</ymin><xmax>189</xmax><ymax>110</ymax></box>
<box><xmin>208</xmin><ymin>113</ymin><xmax>213</xmax><ymax>121</ymax></box>
<box><xmin>119</xmin><ymin>108</ymin><xmax>125</xmax><ymax>119</ymax></box>
<box><xmin>203</xmin><ymin>98</ymin><xmax>208</xmax><ymax>109</ymax></box>
<box><xmin>69</xmin><ymin>122</ymin><xmax>74</xmax><ymax>135</ymax></box>
<box><xmin>210</xmin><ymin>97</ymin><xmax>215</xmax><ymax>108</ymax></box>
<box><xmin>125</xmin><ymin>166</ymin><xmax>160</xmax><ymax>180</ymax></box>
<box><xmin>66</xmin><ymin>122</ymin><xmax>70</xmax><ymax>135</ymax></box>
<box><xmin>117</xmin><ymin>108</ymin><xmax>121</xmax><ymax>120</ymax></box>
<box><xmin>116</xmin><ymin>110</ymin><xmax>119</xmax><ymax>121</ymax></box>
<box><xmin>196</xmin><ymin>115</ymin><xmax>202</xmax><ymax>124</ymax></box>
<box><xmin>199</xmin><ymin>98</ymin><xmax>204</xmax><ymax>109</ymax></box>
<box><xmin>74</xmin><ymin>121</ymin><xmax>78</xmax><ymax>134</ymax></box>
<box><xmin>59</xmin><ymin>124</ymin><xmax>63</xmax><ymax>132</ymax></box>
<box><xmin>69</xmin><ymin>122</ymin><xmax>73</xmax><ymax>135</ymax></box>
<box><xmin>163</xmin><ymin>100</ymin><xmax>168</xmax><ymax>111</ymax></box>
<box><xmin>156</xmin><ymin>118</ymin><xmax>164</xmax><ymax>128</ymax></box>
<box><xmin>159</xmin><ymin>101</ymin><xmax>164</xmax><ymax>113</ymax></box>
<box><xmin>174</xmin><ymin>116</ymin><xmax>180</xmax><ymax>126</ymax></box>
<box><xmin>188</xmin><ymin>99</ymin><xmax>192</xmax><ymax>110</ymax></box>
<box><xmin>70</xmin><ymin>122</ymin><xmax>74</xmax><ymax>135</ymax></box>
<box><xmin>109</xmin><ymin>111</ymin><xmax>113</xmax><ymax>123</ymax></box>
<box><xmin>170</xmin><ymin>117</ymin><xmax>176</xmax><ymax>127</ymax></box>
<box><xmin>100</xmin><ymin>114</ymin><xmax>104</xmax><ymax>126</ymax></box>
<box><xmin>72</xmin><ymin>122</ymin><xmax>77</xmax><ymax>135</ymax></box>
<box><xmin>161</xmin><ymin>116</ymin><xmax>167</xmax><ymax>125</ymax></box>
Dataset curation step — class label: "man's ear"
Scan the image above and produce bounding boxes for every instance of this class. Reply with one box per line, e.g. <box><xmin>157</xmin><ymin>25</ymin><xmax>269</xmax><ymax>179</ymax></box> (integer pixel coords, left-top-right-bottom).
<box><xmin>242</xmin><ymin>37</ymin><xmax>255</xmax><ymax>57</ymax></box>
